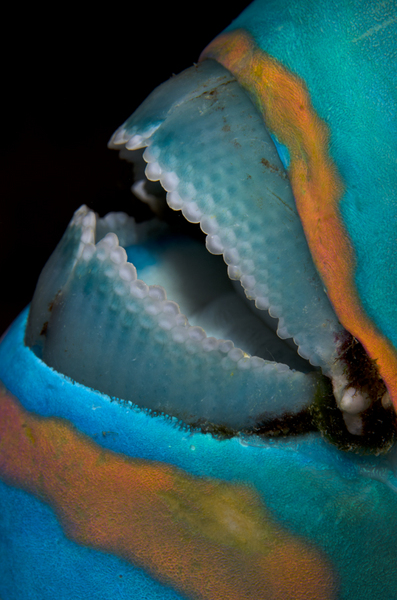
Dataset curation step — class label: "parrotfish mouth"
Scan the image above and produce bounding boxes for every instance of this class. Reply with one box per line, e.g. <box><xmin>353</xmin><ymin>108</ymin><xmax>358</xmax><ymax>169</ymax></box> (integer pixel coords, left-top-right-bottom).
<box><xmin>25</xmin><ymin>60</ymin><xmax>396</xmax><ymax>453</ymax></box>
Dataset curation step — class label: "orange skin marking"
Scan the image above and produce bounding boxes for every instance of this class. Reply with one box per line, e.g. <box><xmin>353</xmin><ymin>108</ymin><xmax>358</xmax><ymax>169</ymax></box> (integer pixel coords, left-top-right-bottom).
<box><xmin>0</xmin><ymin>384</ymin><xmax>337</xmax><ymax>600</ymax></box>
<box><xmin>201</xmin><ymin>31</ymin><xmax>397</xmax><ymax>406</ymax></box>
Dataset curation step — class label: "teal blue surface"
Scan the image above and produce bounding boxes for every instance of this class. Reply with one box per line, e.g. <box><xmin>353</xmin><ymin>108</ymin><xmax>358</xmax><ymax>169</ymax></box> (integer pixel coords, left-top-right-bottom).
<box><xmin>223</xmin><ymin>0</ymin><xmax>397</xmax><ymax>349</ymax></box>
<box><xmin>2</xmin><ymin>308</ymin><xmax>397</xmax><ymax>599</ymax></box>
<box><xmin>0</xmin><ymin>480</ymin><xmax>183</xmax><ymax>600</ymax></box>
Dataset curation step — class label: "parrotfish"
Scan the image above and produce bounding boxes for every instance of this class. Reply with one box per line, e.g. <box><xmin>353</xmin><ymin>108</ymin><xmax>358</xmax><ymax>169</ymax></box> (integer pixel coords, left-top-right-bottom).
<box><xmin>1</xmin><ymin>1</ymin><xmax>397</xmax><ymax>599</ymax></box>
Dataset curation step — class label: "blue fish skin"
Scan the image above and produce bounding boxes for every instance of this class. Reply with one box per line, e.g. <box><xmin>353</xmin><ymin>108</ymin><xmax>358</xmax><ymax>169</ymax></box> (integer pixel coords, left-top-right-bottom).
<box><xmin>1</xmin><ymin>308</ymin><xmax>397</xmax><ymax>600</ymax></box>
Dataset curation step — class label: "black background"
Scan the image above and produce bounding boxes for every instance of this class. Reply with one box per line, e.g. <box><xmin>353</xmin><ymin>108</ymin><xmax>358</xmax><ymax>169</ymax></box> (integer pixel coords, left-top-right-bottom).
<box><xmin>1</xmin><ymin>3</ymin><xmax>252</xmax><ymax>335</ymax></box>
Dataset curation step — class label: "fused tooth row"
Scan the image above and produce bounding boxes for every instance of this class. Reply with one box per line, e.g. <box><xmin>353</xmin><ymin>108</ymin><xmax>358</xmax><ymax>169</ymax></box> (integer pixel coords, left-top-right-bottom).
<box><xmin>141</xmin><ymin>147</ymin><xmax>326</xmax><ymax>369</ymax></box>
<box><xmin>109</xmin><ymin>59</ymin><xmax>348</xmax><ymax>380</ymax></box>
<box><xmin>76</xmin><ymin>209</ymin><xmax>291</xmax><ymax>373</ymax></box>
<box><xmin>143</xmin><ymin>147</ymin><xmax>257</xmax><ymax>281</ymax></box>
<box><xmin>72</xmin><ymin>205</ymin><xmax>96</xmax><ymax>260</ymax></box>
<box><xmin>28</xmin><ymin>202</ymin><xmax>326</xmax><ymax>430</ymax></box>
<box><xmin>87</xmin><ymin>218</ymin><xmax>301</xmax><ymax>374</ymax></box>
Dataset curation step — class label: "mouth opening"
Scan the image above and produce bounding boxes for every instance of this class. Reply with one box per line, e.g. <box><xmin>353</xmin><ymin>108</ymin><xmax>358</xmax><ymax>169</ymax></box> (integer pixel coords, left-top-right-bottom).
<box><xmin>24</xmin><ymin>59</ymin><xmax>396</xmax><ymax>451</ymax></box>
<box><xmin>126</xmin><ymin>148</ymin><xmax>319</xmax><ymax>374</ymax></box>
<box><xmin>25</xmin><ymin>201</ymin><xmax>326</xmax><ymax>435</ymax></box>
